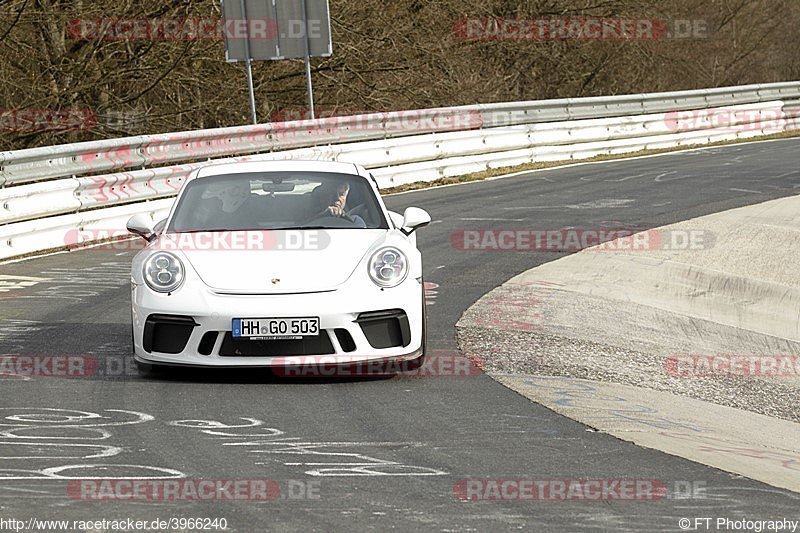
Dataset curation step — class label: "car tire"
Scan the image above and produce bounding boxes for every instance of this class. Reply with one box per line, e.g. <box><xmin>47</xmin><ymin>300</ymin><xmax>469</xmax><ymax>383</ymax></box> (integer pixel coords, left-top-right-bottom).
<box><xmin>135</xmin><ymin>360</ymin><xmax>156</xmax><ymax>377</ymax></box>
<box><xmin>135</xmin><ymin>359</ymin><xmax>170</xmax><ymax>377</ymax></box>
<box><xmin>404</xmin><ymin>290</ymin><xmax>428</xmax><ymax>372</ymax></box>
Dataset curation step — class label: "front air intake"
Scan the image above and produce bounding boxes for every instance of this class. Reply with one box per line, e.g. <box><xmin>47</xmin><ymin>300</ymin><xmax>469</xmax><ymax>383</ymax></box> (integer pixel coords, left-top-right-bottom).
<box><xmin>198</xmin><ymin>331</ymin><xmax>219</xmax><ymax>356</ymax></box>
<box><xmin>334</xmin><ymin>329</ymin><xmax>357</xmax><ymax>352</ymax></box>
<box><xmin>143</xmin><ymin>314</ymin><xmax>197</xmax><ymax>354</ymax></box>
<box><xmin>355</xmin><ymin>309</ymin><xmax>410</xmax><ymax>349</ymax></box>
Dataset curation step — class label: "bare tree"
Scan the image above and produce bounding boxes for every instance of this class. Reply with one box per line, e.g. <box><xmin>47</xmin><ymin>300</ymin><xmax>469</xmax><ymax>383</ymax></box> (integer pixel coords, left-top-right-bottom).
<box><xmin>0</xmin><ymin>0</ymin><xmax>797</xmax><ymax>149</ymax></box>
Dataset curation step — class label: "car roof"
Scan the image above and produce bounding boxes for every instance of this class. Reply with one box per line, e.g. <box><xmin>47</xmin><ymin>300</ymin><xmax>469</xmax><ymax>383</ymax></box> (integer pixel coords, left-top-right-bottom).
<box><xmin>195</xmin><ymin>160</ymin><xmax>368</xmax><ymax>179</ymax></box>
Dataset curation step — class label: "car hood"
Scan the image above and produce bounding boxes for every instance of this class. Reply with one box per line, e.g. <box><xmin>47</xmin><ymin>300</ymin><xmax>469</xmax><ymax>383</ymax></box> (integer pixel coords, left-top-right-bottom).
<box><xmin>168</xmin><ymin>229</ymin><xmax>388</xmax><ymax>294</ymax></box>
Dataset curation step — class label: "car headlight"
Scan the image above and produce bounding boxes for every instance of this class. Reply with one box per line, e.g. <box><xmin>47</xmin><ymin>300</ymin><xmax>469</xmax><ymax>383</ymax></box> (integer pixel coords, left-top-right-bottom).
<box><xmin>368</xmin><ymin>247</ymin><xmax>408</xmax><ymax>288</ymax></box>
<box><xmin>144</xmin><ymin>252</ymin><xmax>185</xmax><ymax>293</ymax></box>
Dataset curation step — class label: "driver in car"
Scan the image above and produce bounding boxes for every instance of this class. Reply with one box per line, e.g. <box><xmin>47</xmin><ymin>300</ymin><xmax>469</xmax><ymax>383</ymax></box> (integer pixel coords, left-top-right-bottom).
<box><xmin>319</xmin><ymin>181</ymin><xmax>350</xmax><ymax>217</ymax></box>
<box><xmin>311</xmin><ymin>181</ymin><xmax>366</xmax><ymax>227</ymax></box>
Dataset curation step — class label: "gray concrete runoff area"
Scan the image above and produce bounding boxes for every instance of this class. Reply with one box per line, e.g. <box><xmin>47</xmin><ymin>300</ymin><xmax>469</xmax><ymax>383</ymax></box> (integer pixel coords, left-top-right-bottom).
<box><xmin>458</xmin><ymin>193</ymin><xmax>800</xmax><ymax>493</ymax></box>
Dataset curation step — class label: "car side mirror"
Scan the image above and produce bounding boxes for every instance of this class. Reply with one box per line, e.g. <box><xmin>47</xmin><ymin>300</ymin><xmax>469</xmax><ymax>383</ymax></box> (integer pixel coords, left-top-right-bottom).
<box><xmin>127</xmin><ymin>214</ymin><xmax>156</xmax><ymax>242</ymax></box>
<box><xmin>401</xmin><ymin>207</ymin><xmax>431</xmax><ymax>235</ymax></box>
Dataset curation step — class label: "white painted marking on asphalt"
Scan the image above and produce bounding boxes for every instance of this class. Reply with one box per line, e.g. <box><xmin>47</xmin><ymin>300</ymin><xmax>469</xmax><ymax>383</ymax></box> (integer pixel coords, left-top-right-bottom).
<box><xmin>0</xmin><ymin>427</ymin><xmax>112</xmax><ymax>440</ymax></box>
<box><xmin>729</xmin><ymin>188</ymin><xmax>762</xmax><ymax>194</ymax></box>
<box><xmin>770</xmin><ymin>170</ymin><xmax>800</xmax><ymax>179</ymax></box>
<box><xmin>40</xmin><ymin>464</ymin><xmax>185</xmax><ymax>480</ymax></box>
<box><xmin>169</xmin><ymin>418</ymin><xmax>264</xmax><ymax>430</ymax></box>
<box><xmin>0</xmin><ymin>372</ymin><xmax>32</xmax><ymax>382</ymax></box>
<box><xmin>458</xmin><ymin>217</ymin><xmax>525</xmax><ymax>221</ymax></box>
<box><xmin>201</xmin><ymin>429</ymin><xmax>285</xmax><ymax>438</ymax></box>
<box><xmin>222</xmin><ymin>439</ymin><xmax>300</xmax><ymax>446</ymax></box>
<box><xmin>0</xmin><ymin>408</ymin><xmax>153</xmax><ymax>428</ymax></box>
<box><xmin>653</xmin><ymin>171</ymin><xmax>680</xmax><ymax>182</ymax></box>
<box><xmin>299</xmin><ymin>465</ymin><xmax>448</xmax><ymax>477</ymax></box>
<box><xmin>175</xmin><ymin>417</ymin><xmax>448</xmax><ymax>477</ymax></box>
<box><xmin>0</xmin><ymin>442</ymin><xmax>122</xmax><ymax>460</ymax></box>
<box><xmin>252</xmin><ymin>441</ymin><xmax>448</xmax><ymax>477</ymax></box>
<box><xmin>32</xmin><ymin>263</ymin><xmax>130</xmax><ymax>301</ymax></box>
<box><xmin>603</xmin><ymin>172</ymin><xmax>650</xmax><ymax>183</ymax></box>
<box><xmin>238</xmin><ymin>442</ymin><xmax>423</xmax><ymax>447</ymax></box>
<box><xmin>0</xmin><ymin>486</ymin><xmax>53</xmax><ymax>494</ymax></box>
<box><xmin>0</xmin><ymin>275</ymin><xmax>50</xmax><ymax>293</ymax></box>
<box><xmin>501</xmin><ymin>199</ymin><xmax>635</xmax><ymax>210</ymax></box>
<box><xmin>723</xmin><ymin>154</ymin><xmax>748</xmax><ymax>166</ymax></box>
<box><xmin>0</xmin><ymin>409</ymin><xmax>185</xmax><ymax>481</ymax></box>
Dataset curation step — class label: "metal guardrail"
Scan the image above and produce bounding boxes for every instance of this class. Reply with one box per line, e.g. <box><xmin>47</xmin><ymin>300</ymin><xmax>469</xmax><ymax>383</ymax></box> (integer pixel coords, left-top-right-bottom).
<box><xmin>2</xmin><ymin>82</ymin><xmax>799</xmax><ymax>188</ymax></box>
<box><xmin>0</xmin><ymin>109</ymin><xmax>482</xmax><ymax>187</ymax></box>
<box><xmin>1</xmin><ymin>82</ymin><xmax>799</xmax><ymax>261</ymax></box>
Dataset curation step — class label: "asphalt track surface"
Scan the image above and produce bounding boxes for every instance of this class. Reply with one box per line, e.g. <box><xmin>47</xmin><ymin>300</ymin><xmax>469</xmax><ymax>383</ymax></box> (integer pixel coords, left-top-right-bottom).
<box><xmin>1</xmin><ymin>139</ymin><xmax>799</xmax><ymax>532</ymax></box>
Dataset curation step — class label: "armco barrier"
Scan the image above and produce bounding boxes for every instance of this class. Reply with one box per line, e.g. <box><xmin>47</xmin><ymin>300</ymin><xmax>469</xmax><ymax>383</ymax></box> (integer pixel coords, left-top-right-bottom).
<box><xmin>2</xmin><ymin>82</ymin><xmax>799</xmax><ymax>187</ymax></box>
<box><xmin>0</xmin><ymin>109</ymin><xmax>483</xmax><ymax>187</ymax></box>
<box><xmin>0</xmin><ymin>199</ymin><xmax>173</xmax><ymax>260</ymax></box>
<box><xmin>1</xmin><ymin>100</ymin><xmax>791</xmax><ymax>224</ymax></box>
<box><xmin>0</xmin><ymin>83</ymin><xmax>799</xmax><ymax>261</ymax></box>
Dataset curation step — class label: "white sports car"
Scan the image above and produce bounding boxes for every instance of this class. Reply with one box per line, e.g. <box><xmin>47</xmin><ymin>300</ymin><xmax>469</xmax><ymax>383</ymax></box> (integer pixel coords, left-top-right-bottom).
<box><xmin>127</xmin><ymin>160</ymin><xmax>431</xmax><ymax>375</ymax></box>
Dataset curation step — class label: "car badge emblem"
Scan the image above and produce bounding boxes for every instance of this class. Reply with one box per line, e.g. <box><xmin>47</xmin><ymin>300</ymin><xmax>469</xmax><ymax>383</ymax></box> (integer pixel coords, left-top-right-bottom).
<box><xmin>271</xmin><ymin>278</ymin><xmax>280</xmax><ymax>285</ymax></box>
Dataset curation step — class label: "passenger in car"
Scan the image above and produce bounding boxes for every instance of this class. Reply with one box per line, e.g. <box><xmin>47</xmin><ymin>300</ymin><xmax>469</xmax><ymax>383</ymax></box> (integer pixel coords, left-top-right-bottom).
<box><xmin>197</xmin><ymin>182</ymin><xmax>258</xmax><ymax>229</ymax></box>
<box><xmin>201</xmin><ymin>182</ymin><xmax>249</xmax><ymax>213</ymax></box>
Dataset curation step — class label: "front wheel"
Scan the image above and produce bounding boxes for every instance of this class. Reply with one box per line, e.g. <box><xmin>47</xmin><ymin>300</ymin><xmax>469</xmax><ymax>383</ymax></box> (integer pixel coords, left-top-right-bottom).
<box><xmin>404</xmin><ymin>295</ymin><xmax>428</xmax><ymax>372</ymax></box>
<box><xmin>135</xmin><ymin>360</ymin><xmax>167</xmax><ymax>377</ymax></box>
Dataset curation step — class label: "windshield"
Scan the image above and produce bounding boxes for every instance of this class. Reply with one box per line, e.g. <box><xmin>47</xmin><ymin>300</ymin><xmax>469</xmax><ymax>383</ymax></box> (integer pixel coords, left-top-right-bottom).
<box><xmin>167</xmin><ymin>171</ymin><xmax>388</xmax><ymax>232</ymax></box>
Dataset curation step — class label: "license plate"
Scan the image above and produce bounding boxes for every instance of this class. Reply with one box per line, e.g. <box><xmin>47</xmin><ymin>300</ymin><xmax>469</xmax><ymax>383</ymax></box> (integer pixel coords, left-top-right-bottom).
<box><xmin>232</xmin><ymin>317</ymin><xmax>320</xmax><ymax>340</ymax></box>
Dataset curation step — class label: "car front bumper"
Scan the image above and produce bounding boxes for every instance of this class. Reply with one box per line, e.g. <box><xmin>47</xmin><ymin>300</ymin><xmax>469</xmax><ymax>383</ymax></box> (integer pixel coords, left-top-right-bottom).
<box><xmin>132</xmin><ymin>277</ymin><xmax>424</xmax><ymax>368</ymax></box>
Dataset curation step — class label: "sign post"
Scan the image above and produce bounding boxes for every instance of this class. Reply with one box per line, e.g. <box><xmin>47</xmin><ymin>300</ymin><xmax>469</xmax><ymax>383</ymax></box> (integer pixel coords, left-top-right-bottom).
<box><xmin>222</xmin><ymin>0</ymin><xmax>333</xmax><ymax>124</ymax></box>
<box><xmin>300</xmin><ymin>0</ymin><xmax>315</xmax><ymax>119</ymax></box>
<box><xmin>239</xmin><ymin>0</ymin><xmax>258</xmax><ymax>124</ymax></box>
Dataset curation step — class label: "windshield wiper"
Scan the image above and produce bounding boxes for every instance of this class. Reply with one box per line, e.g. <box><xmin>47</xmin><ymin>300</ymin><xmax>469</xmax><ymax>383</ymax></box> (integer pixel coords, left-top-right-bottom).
<box><xmin>267</xmin><ymin>226</ymin><xmax>329</xmax><ymax>230</ymax></box>
<box><xmin>173</xmin><ymin>228</ymin><xmax>253</xmax><ymax>233</ymax></box>
<box><xmin>173</xmin><ymin>226</ymin><xmax>334</xmax><ymax>233</ymax></box>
